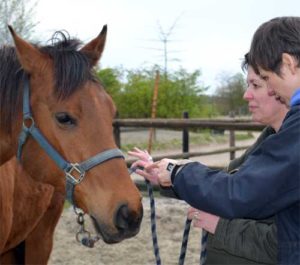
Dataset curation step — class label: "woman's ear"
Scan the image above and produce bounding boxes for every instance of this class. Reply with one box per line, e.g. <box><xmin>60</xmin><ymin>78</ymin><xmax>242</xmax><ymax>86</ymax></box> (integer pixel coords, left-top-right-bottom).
<box><xmin>282</xmin><ymin>53</ymin><xmax>298</xmax><ymax>75</ymax></box>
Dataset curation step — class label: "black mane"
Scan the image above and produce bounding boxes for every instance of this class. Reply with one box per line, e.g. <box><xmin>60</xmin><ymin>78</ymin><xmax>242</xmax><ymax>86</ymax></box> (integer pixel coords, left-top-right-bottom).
<box><xmin>41</xmin><ymin>31</ymin><xmax>98</xmax><ymax>99</ymax></box>
<box><xmin>0</xmin><ymin>31</ymin><xmax>99</xmax><ymax>133</ymax></box>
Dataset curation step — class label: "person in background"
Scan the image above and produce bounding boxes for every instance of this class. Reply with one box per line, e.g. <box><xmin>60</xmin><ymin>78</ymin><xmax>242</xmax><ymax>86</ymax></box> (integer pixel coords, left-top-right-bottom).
<box><xmin>130</xmin><ymin>17</ymin><xmax>300</xmax><ymax>264</ymax></box>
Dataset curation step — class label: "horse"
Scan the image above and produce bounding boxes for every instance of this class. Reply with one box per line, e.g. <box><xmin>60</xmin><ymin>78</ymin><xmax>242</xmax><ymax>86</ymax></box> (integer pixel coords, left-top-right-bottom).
<box><xmin>0</xmin><ymin>158</ymin><xmax>54</xmax><ymax>259</ymax></box>
<box><xmin>0</xmin><ymin>26</ymin><xmax>143</xmax><ymax>264</ymax></box>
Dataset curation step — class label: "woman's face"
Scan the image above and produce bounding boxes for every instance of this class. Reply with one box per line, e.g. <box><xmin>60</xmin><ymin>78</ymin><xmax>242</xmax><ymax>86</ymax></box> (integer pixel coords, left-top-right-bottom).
<box><xmin>257</xmin><ymin>53</ymin><xmax>300</xmax><ymax>105</ymax></box>
<box><xmin>243</xmin><ymin>67</ymin><xmax>287</xmax><ymax>127</ymax></box>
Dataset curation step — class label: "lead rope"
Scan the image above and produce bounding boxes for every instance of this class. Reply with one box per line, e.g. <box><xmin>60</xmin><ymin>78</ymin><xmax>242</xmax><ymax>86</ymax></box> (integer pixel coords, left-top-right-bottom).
<box><xmin>178</xmin><ymin>218</ymin><xmax>192</xmax><ymax>265</ymax></box>
<box><xmin>200</xmin><ymin>230</ymin><xmax>208</xmax><ymax>264</ymax></box>
<box><xmin>146</xmin><ymin>180</ymin><xmax>162</xmax><ymax>265</ymax></box>
<box><xmin>146</xmin><ymin>180</ymin><xmax>207</xmax><ymax>265</ymax></box>
<box><xmin>178</xmin><ymin>219</ymin><xmax>208</xmax><ymax>265</ymax></box>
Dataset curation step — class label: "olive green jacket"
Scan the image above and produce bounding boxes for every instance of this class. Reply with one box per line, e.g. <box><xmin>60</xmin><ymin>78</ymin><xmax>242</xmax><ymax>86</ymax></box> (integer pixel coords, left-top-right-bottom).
<box><xmin>206</xmin><ymin>127</ymin><xmax>277</xmax><ymax>264</ymax></box>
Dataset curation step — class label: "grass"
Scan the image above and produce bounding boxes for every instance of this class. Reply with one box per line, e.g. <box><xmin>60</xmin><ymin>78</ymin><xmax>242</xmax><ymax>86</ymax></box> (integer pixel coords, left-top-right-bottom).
<box><xmin>235</xmin><ymin>132</ymin><xmax>254</xmax><ymax>140</ymax></box>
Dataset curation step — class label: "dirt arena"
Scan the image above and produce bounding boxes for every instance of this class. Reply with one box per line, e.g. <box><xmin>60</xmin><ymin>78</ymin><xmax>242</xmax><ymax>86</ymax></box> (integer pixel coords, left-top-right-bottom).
<box><xmin>49</xmin><ymin>197</ymin><xmax>202</xmax><ymax>265</ymax></box>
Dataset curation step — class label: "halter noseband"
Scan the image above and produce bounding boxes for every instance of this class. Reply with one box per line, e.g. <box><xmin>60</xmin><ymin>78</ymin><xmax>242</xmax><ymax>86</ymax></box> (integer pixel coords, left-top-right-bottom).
<box><xmin>17</xmin><ymin>76</ymin><xmax>125</xmax><ymax>205</ymax></box>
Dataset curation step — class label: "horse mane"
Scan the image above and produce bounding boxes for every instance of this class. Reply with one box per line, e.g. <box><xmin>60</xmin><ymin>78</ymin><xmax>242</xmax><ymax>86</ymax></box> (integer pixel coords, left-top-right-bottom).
<box><xmin>0</xmin><ymin>31</ymin><xmax>99</xmax><ymax>133</ymax></box>
<box><xmin>41</xmin><ymin>31</ymin><xmax>99</xmax><ymax>99</ymax></box>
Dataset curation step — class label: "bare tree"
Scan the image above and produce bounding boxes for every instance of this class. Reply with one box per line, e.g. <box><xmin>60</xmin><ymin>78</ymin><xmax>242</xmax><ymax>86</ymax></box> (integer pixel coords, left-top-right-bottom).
<box><xmin>141</xmin><ymin>13</ymin><xmax>184</xmax><ymax>79</ymax></box>
<box><xmin>0</xmin><ymin>0</ymin><xmax>38</xmax><ymax>45</ymax></box>
<box><xmin>156</xmin><ymin>16</ymin><xmax>181</xmax><ymax>78</ymax></box>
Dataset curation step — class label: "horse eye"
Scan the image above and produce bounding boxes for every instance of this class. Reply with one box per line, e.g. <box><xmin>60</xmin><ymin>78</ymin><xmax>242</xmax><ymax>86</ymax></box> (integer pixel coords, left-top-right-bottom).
<box><xmin>55</xmin><ymin>112</ymin><xmax>77</xmax><ymax>126</ymax></box>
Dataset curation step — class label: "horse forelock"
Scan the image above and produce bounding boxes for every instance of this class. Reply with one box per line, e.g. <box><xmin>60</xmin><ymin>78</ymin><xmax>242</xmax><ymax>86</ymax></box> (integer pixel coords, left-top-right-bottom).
<box><xmin>0</xmin><ymin>31</ymin><xmax>102</xmax><ymax>132</ymax></box>
<box><xmin>40</xmin><ymin>31</ymin><xmax>100</xmax><ymax>100</ymax></box>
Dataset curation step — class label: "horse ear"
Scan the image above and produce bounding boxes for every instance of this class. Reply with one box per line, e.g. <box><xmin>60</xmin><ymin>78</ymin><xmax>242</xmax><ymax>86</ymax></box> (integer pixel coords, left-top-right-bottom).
<box><xmin>8</xmin><ymin>25</ymin><xmax>48</xmax><ymax>74</ymax></box>
<box><xmin>80</xmin><ymin>25</ymin><xmax>107</xmax><ymax>67</ymax></box>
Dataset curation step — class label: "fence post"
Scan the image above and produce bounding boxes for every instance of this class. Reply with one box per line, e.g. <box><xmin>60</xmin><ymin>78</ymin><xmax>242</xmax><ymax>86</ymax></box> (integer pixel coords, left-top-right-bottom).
<box><xmin>113</xmin><ymin>112</ymin><xmax>121</xmax><ymax>148</ymax></box>
<box><xmin>182</xmin><ymin>111</ymin><xmax>189</xmax><ymax>158</ymax></box>
<box><xmin>229</xmin><ymin>111</ymin><xmax>236</xmax><ymax>160</ymax></box>
<box><xmin>148</xmin><ymin>70</ymin><xmax>160</xmax><ymax>154</ymax></box>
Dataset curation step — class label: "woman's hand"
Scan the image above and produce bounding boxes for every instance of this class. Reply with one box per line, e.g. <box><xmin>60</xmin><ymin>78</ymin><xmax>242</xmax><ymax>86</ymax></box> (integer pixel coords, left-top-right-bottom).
<box><xmin>128</xmin><ymin>147</ymin><xmax>159</xmax><ymax>185</ymax></box>
<box><xmin>145</xmin><ymin>158</ymin><xmax>178</xmax><ymax>187</ymax></box>
<box><xmin>128</xmin><ymin>148</ymin><xmax>177</xmax><ymax>186</ymax></box>
<box><xmin>128</xmin><ymin>147</ymin><xmax>153</xmax><ymax>163</ymax></box>
<box><xmin>187</xmin><ymin>207</ymin><xmax>220</xmax><ymax>234</ymax></box>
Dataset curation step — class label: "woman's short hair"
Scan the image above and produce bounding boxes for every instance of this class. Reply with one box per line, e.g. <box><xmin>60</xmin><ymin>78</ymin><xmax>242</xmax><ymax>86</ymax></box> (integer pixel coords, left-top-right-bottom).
<box><xmin>249</xmin><ymin>16</ymin><xmax>300</xmax><ymax>75</ymax></box>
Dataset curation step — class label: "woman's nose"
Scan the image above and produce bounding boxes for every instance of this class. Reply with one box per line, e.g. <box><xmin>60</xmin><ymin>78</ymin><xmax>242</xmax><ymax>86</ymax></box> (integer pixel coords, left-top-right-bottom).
<box><xmin>243</xmin><ymin>88</ymin><xmax>253</xmax><ymax>101</ymax></box>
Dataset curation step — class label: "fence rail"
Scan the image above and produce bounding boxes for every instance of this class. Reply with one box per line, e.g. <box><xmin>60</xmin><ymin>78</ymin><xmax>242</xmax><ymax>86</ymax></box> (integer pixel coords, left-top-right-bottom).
<box><xmin>113</xmin><ymin>118</ymin><xmax>265</xmax><ymax>130</ymax></box>
<box><xmin>113</xmin><ymin>118</ymin><xmax>264</xmax><ymax>157</ymax></box>
<box><xmin>125</xmin><ymin>145</ymin><xmax>251</xmax><ymax>166</ymax></box>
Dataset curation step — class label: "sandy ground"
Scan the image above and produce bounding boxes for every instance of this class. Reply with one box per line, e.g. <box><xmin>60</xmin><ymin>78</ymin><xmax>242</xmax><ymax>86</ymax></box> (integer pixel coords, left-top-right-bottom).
<box><xmin>49</xmin><ymin>129</ymin><xmax>259</xmax><ymax>265</ymax></box>
<box><xmin>49</xmin><ymin>198</ymin><xmax>202</xmax><ymax>265</ymax></box>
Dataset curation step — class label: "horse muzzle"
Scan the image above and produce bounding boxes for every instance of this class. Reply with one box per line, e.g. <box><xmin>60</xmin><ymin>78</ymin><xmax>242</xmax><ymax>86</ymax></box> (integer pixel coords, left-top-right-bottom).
<box><xmin>90</xmin><ymin>204</ymin><xmax>143</xmax><ymax>244</ymax></box>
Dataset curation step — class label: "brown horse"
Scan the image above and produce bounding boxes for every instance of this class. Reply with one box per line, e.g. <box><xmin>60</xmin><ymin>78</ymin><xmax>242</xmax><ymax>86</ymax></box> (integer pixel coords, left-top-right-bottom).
<box><xmin>0</xmin><ymin>158</ymin><xmax>54</xmax><ymax>255</ymax></box>
<box><xmin>0</xmin><ymin>26</ymin><xmax>143</xmax><ymax>264</ymax></box>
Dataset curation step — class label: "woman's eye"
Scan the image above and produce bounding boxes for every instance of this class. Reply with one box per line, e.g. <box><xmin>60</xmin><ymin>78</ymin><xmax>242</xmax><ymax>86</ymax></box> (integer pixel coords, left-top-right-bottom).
<box><xmin>55</xmin><ymin>112</ymin><xmax>77</xmax><ymax>126</ymax></box>
<box><xmin>252</xmin><ymin>82</ymin><xmax>262</xmax><ymax>89</ymax></box>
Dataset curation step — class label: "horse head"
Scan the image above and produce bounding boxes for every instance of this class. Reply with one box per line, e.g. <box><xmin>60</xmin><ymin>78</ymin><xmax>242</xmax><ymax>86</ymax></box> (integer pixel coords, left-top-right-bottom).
<box><xmin>8</xmin><ymin>26</ymin><xmax>143</xmax><ymax>243</ymax></box>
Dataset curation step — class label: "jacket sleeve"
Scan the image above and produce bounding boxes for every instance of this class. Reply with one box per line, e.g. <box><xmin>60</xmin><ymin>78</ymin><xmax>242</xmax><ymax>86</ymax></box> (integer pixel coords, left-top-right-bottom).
<box><xmin>172</xmin><ymin>109</ymin><xmax>300</xmax><ymax>219</ymax></box>
<box><xmin>207</xmin><ymin>218</ymin><xmax>277</xmax><ymax>264</ymax></box>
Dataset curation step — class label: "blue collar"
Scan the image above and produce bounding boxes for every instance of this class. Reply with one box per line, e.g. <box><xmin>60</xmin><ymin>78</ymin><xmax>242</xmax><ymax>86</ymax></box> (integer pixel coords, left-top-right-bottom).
<box><xmin>290</xmin><ymin>88</ymin><xmax>300</xmax><ymax>107</ymax></box>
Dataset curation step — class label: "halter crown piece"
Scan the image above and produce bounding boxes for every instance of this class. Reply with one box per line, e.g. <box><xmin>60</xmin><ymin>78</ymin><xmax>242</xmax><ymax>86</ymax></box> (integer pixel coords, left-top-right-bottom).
<box><xmin>17</xmin><ymin>76</ymin><xmax>125</xmax><ymax>205</ymax></box>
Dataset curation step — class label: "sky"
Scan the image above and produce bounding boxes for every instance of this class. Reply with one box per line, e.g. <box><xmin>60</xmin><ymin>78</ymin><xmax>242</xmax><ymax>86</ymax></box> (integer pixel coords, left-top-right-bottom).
<box><xmin>33</xmin><ymin>0</ymin><xmax>300</xmax><ymax>94</ymax></box>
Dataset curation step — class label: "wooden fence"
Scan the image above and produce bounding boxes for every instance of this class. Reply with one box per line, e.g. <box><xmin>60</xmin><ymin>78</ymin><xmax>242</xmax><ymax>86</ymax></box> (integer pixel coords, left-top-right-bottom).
<box><xmin>113</xmin><ymin>117</ymin><xmax>265</xmax><ymax>165</ymax></box>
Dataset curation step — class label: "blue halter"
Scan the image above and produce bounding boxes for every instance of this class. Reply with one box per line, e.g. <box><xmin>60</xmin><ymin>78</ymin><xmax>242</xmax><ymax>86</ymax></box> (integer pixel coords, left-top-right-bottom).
<box><xmin>17</xmin><ymin>76</ymin><xmax>125</xmax><ymax>205</ymax></box>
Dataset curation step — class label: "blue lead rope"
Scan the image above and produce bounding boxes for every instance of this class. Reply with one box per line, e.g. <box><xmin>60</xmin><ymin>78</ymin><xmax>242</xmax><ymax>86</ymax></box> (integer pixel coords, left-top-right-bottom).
<box><xmin>146</xmin><ymin>180</ymin><xmax>162</xmax><ymax>265</ymax></box>
<box><xmin>178</xmin><ymin>218</ymin><xmax>192</xmax><ymax>265</ymax></box>
<box><xmin>179</xmin><ymin>218</ymin><xmax>208</xmax><ymax>265</ymax></box>
<box><xmin>200</xmin><ymin>230</ymin><xmax>208</xmax><ymax>265</ymax></box>
<box><xmin>144</xmin><ymin>178</ymin><xmax>207</xmax><ymax>265</ymax></box>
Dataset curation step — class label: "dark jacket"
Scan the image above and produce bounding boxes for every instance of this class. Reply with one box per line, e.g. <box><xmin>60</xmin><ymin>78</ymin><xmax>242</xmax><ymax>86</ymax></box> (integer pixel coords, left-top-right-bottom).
<box><xmin>206</xmin><ymin>127</ymin><xmax>277</xmax><ymax>264</ymax></box>
<box><xmin>172</xmin><ymin>105</ymin><xmax>300</xmax><ymax>265</ymax></box>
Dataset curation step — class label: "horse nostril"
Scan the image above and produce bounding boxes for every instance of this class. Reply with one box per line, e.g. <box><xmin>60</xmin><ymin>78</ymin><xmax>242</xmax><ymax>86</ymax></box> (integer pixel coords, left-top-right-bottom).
<box><xmin>115</xmin><ymin>204</ymin><xmax>129</xmax><ymax>230</ymax></box>
<box><xmin>114</xmin><ymin>204</ymin><xmax>143</xmax><ymax>232</ymax></box>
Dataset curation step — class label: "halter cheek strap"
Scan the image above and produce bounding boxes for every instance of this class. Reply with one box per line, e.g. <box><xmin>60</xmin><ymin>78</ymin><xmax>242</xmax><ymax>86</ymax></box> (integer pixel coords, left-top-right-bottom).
<box><xmin>17</xmin><ymin>76</ymin><xmax>125</xmax><ymax>205</ymax></box>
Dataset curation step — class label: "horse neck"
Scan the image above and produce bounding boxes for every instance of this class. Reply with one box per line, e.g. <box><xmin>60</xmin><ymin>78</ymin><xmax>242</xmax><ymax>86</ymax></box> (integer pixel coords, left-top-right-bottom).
<box><xmin>0</xmin><ymin>132</ymin><xmax>17</xmax><ymax>165</ymax></box>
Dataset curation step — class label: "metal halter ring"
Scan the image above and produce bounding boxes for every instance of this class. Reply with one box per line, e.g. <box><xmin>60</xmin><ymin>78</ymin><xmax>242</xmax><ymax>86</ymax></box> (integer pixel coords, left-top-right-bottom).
<box><xmin>65</xmin><ymin>163</ymin><xmax>85</xmax><ymax>184</ymax></box>
<box><xmin>76</xmin><ymin>228</ymin><xmax>91</xmax><ymax>243</ymax></box>
<box><xmin>22</xmin><ymin>116</ymin><xmax>35</xmax><ymax>130</ymax></box>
